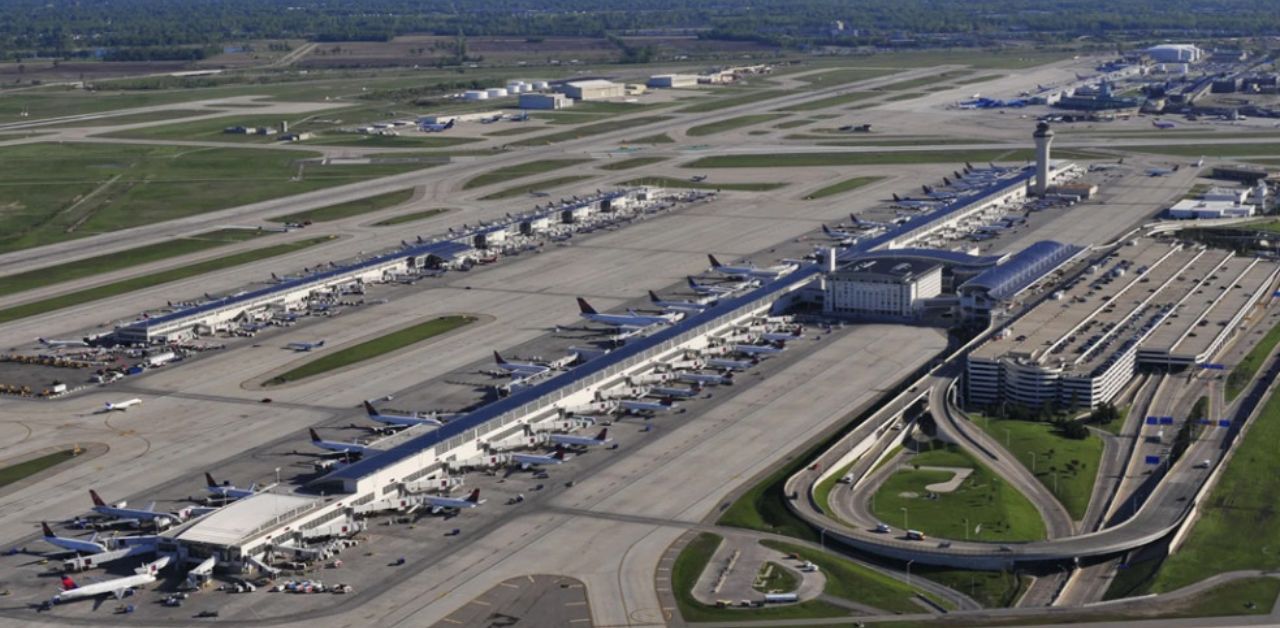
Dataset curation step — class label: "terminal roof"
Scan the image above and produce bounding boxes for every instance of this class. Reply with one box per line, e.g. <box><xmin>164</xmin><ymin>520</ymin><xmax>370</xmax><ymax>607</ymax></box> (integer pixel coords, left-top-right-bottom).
<box><xmin>172</xmin><ymin>493</ymin><xmax>319</xmax><ymax>547</ymax></box>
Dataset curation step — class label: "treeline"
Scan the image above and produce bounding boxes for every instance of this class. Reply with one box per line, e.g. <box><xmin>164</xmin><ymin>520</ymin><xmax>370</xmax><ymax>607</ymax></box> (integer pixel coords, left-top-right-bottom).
<box><xmin>1</xmin><ymin>0</ymin><xmax>1280</xmax><ymax>59</ymax></box>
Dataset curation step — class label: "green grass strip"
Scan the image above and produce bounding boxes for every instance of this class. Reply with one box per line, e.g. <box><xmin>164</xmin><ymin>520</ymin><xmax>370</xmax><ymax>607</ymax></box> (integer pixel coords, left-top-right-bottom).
<box><xmin>463</xmin><ymin>158</ymin><xmax>593</xmax><ymax>190</ymax></box>
<box><xmin>776</xmin><ymin>92</ymin><xmax>879</xmax><ymax>112</ymax></box>
<box><xmin>0</xmin><ymin>449</ymin><xmax>79</xmax><ymax>489</ymax></box>
<box><xmin>686</xmin><ymin>114</ymin><xmax>789</xmax><ymax>137</ymax></box>
<box><xmin>622</xmin><ymin>133</ymin><xmax>674</xmax><ymax>144</ymax></box>
<box><xmin>511</xmin><ymin>116</ymin><xmax>673</xmax><ymax>146</ymax></box>
<box><xmin>598</xmin><ymin>156</ymin><xmax>668</xmax><ymax>171</ymax></box>
<box><xmin>620</xmin><ymin>176</ymin><xmax>786</xmax><ymax>192</ymax></box>
<box><xmin>371</xmin><ymin>208</ymin><xmax>452</xmax><ymax>227</ymax></box>
<box><xmin>684</xmin><ymin>149</ymin><xmax>1104</xmax><ymax>168</ymax></box>
<box><xmin>678</xmin><ymin>90</ymin><xmax>796</xmax><ymax>113</ymax></box>
<box><xmin>0</xmin><ymin>228</ymin><xmax>267</xmax><ymax>298</ymax></box>
<box><xmin>269</xmin><ymin>188</ymin><xmax>415</xmax><ymax>224</ymax></box>
<box><xmin>761</xmin><ymin>540</ymin><xmax>948</xmax><ymax>612</ymax></box>
<box><xmin>478</xmin><ymin>175</ymin><xmax>596</xmax><ymax>200</ymax></box>
<box><xmin>265</xmin><ymin>315</ymin><xmax>475</xmax><ymax>385</ymax></box>
<box><xmin>972</xmin><ymin>417</ymin><xmax>1103</xmax><ymax>520</ymax></box>
<box><xmin>0</xmin><ymin>236</ymin><xmax>334</xmax><ymax>325</ymax></box>
<box><xmin>803</xmin><ymin>176</ymin><xmax>883</xmax><ymax>200</ymax></box>
<box><xmin>1227</xmin><ymin>317</ymin><xmax>1280</xmax><ymax>401</ymax></box>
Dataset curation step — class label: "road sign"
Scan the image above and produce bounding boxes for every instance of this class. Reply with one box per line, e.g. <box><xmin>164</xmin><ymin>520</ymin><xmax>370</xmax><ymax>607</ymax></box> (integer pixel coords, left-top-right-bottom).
<box><xmin>1159</xmin><ymin>417</ymin><xmax>1174</xmax><ymax>425</ymax></box>
<box><xmin>1145</xmin><ymin>455</ymin><xmax>1161</xmax><ymax>465</ymax></box>
<box><xmin>1198</xmin><ymin>419</ymin><xmax>1212</xmax><ymax>425</ymax></box>
<box><xmin>1198</xmin><ymin>363</ymin><xmax>1226</xmax><ymax>370</ymax></box>
<box><xmin>1146</xmin><ymin>416</ymin><xmax>1158</xmax><ymax>425</ymax></box>
<box><xmin>1218</xmin><ymin>420</ymin><xmax>1231</xmax><ymax>428</ymax></box>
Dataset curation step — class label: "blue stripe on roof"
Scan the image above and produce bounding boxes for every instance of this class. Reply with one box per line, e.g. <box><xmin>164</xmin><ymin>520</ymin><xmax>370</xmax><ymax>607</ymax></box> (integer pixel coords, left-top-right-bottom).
<box><xmin>125</xmin><ymin>192</ymin><xmax>629</xmax><ymax>331</ymax></box>
<box><xmin>961</xmin><ymin>240</ymin><xmax>1082</xmax><ymax>300</ymax></box>
<box><xmin>850</xmin><ymin>248</ymin><xmax>1007</xmax><ymax>268</ymax></box>
<box><xmin>319</xmin><ymin>169</ymin><xmax>1037</xmax><ymax>483</ymax></box>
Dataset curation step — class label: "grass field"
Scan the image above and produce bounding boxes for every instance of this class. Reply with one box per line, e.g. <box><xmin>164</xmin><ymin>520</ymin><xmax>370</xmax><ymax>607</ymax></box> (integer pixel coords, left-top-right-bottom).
<box><xmin>463</xmin><ymin>158</ymin><xmax>592</xmax><ymax>189</ymax></box>
<box><xmin>870</xmin><ymin>443</ymin><xmax>1047</xmax><ymax>542</ymax></box>
<box><xmin>813</xmin><ymin>462</ymin><xmax>855</xmax><ymax>522</ymax></box>
<box><xmin>1128</xmin><ymin>143</ymin><xmax>1280</xmax><ymax>158</ymax></box>
<box><xmin>1226</xmin><ymin>317</ymin><xmax>1280</xmax><ymax>401</ymax></box>
<box><xmin>478</xmin><ymin>175</ymin><xmax>596</xmax><ymax>200</ymax></box>
<box><xmin>598</xmin><ymin>156</ymin><xmax>668</xmax><ymax>171</ymax></box>
<box><xmin>265</xmin><ymin>315</ymin><xmax>475</xmax><ymax>385</ymax></box>
<box><xmin>0</xmin><ymin>228</ymin><xmax>267</xmax><ymax>298</ymax></box>
<box><xmin>914</xmin><ymin>566</ymin><xmax>1029</xmax><ymax>608</ymax></box>
<box><xmin>371</xmin><ymin>208</ymin><xmax>451</xmax><ymax>226</ymax></box>
<box><xmin>717</xmin><ymin>449</ymin><xmax>821</xmax><ymax>542</ymax></box>
<box><xmin>803</xmin><ymin>176</ymin><xmax>883</xmax><ymax>200</ymax></box>
<box><xmin>792</xmin><ymin>68</ymin><xmax>898</xmax><ymax>86</ymax></box>
<box><xmin>510</xmin><ymin>116</ymin><xmax>673</xmax><ymax>146</ymax></box>
<box><xmin>776</xmin><ymin>91</ymin><xmax>879</xmax><ymax>112</ymax></box>
<box><xmin>269</xmin><ymin>188</ymin><xmax>414</xmax><ymax>224</ymax></box>
<box><xmin>484</xmin><ymin>126</ymin><xmax>542</xmax><ymax>137</ymax></box>
<box><xmin>622</xmin><ymin>133</ymin><xmax>675</xmax><ymax>144</ymax></box>
<box><xmin>1143</xmin><ymin>375</ymin><xmax>1280</xmax><ymax>593</ymax></box>
<box><xmin>43</xmin><ymin>109</ymin><xmax>210</xmax><ymax>128</ymax></box>
<box><xmin>686</xmin><ymin>114</ymin><xmax>789</xmax><ymax>137</ymax></box>
<box><xmin>683</xmin><ymin>148</ymin><xmax>1102</xmax><ymax>168</ymax></box>
<box><xmin>760</xmin><ymin>540</ymin><xmax>948</xmax><ymax>612</ymax></box>
<box><xmin>0</xmin><ymin>236</ymin><xmax>334</xmax><ymax>325</ymax></box>
<box><xmin>0</xmin><ymin>449</ymin><xmax>79</xmax><ymax>489</ymax></box>
<box><xmin>879</xmin><ymin>70</ymin><xmax>976</xmax><ymax>91</ymax></box>
<box><xmin>678</xmin><ymin>90</ymin><xmax>796</xmax><ymax>113</ymax></box>
<box><xmin>774</xmin><ymin>119</ymin><xmax>819</xmax><ymax>129</ymax></box>
<box><xmin>307</xmin><ymin>133</ymin><xmax>482</xmax><ymax>148</ymax></box>
<box><xmin>972</xmin><ymin>417</ymin><xmax>1103</xmax><ymax>520</ymax></box>
<box><xmin>0</xmin><ymin>142</ymin><xmax>429</xmax><ymax>254</ymax></box>
<box><xmin>620</xmin><ymin>176</ymin><xmax>787</xmax><ymax>192</ymax></box>
<box><xmin>753</xmin><ymin>562</ymin><xmax>801</xmax><ymax>594</ymax></box>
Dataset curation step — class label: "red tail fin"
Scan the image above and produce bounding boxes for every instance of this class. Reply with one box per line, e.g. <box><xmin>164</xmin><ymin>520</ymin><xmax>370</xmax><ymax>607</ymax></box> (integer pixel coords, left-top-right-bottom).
<box><xmin>61</xmin><ymin>576</ymin><xmax>77</xmax><ymax>590</ymax></box>
<box><xmin>42</xmin><ymin>521</ymin><xmax>55</xmax><ymax>537</ymax></box>
<box><xmin>89</xmin><ymin>489</ymin><xmax>105</xmax><ymax>507</ymax></box>
<box><xmin>576</xmin><ymin>298</ymin><xmax>597</xmax><ymax>315</ymax></box>
<box><xmin>205</xmin><ymin>472</ymin><xmax>217</xmax><ymax>487</ymax></box>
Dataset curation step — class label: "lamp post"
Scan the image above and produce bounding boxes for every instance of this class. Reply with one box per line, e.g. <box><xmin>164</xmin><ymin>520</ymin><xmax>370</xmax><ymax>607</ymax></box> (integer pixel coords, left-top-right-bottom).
<box><xmin>901</xmin><ymin>507</ymin><xmax>909</xmax><ymax>531</ymax></box>
<box><xmin>1029</xmin><ymin>451</ymin><xmax>1037</xmax><ymax>474</ymax></box>
<box><xmin>963</xmin><ymin>517</ymin><xmax>970</xmax><ymax>541</ymax></box>
<box><xmin>906</xmin><ymin>560</ymin><xmax>914</xmax><ymax>587</ymax></box>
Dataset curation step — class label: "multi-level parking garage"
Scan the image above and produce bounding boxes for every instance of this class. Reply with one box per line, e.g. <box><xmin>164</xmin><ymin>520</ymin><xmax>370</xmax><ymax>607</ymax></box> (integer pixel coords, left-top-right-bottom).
<box><xmin>968</xmin><ymin>238</ymin><xmax>1280</xmax><ymax>408</ymax></box>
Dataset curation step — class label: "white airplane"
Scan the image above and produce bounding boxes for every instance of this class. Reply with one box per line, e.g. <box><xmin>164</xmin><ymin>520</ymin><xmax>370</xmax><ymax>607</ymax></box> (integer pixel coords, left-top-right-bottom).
<box><xmin>422</xmin><ymin>489</ymin><xmax>485</xmax><ymax>513</ymax></box>
<box><xmin>848</xmin><ymin>213</ymin><xmax>893</xmax><ymax>230</ymax></box>
<box><xmin>577</xmin><ymin>298</ymin><xmax>679</xmax><ymax>329</ymax></box>
<box><xmin>889</xmin><ymin>194</ymin><xmax>940</xmax><ymax>210</ymax></box>
<box><xmin>51</xmin><ymin>556</ymin><xmax>170</xmax><ymax>605</ymax></box>
<box><xmin>1152</xmin><ymin>119</ymin><xmax>1177</xmax><ymax>129</ymax></box>
<box><xmin>1193</xmin><ymin>156</ymin><xmax>1204</xmax><ymax>168</ymax></box>
<box><xmin>618</xmin><ymin>398</ymin><xmax>677</xmax><ymax>414</ymax></box>
<box><xmin>308</xmin><ymin>428</ymin><xmax>380</xmax><ymax>457</ymax></box>
<box><xmin>286</xmin><ymin>340</ymin><xmax>325</xmax><ymax>352</ymax></box>
<box><xmin>38</xmin><ymin>337</ymin><xmax>88</xmax><ymax>348</ymax></box>
<box><xmin>40</xmin><ymin>522</ymin><xmax>109</xmax><ymax>555</ymax></box>
<box><xmin>650</xmin><ymin>385</ymin><xmax>701</xmax><ymax>399</ymax></box>
<box><xmin>420</xmin><ymin>119</ymin><xmax>456</xmax><ymax>132</ymax></box>
<box><xmin>648</xmin><ymin>290</ymin><xmax>712</xmax><ymax>313</ymax></box>
<box><xmin>1146</xmin><ymin>167</ymin><xmax>1176</xmax><ymax>177</ymax></box>
<box><xmin>735</xmin><ymin>343</ymin><xmax>784</xmax><ymax>356</ymax></box>
<box><xmin>920</xmin><ymin>184</ymin><xmax>958</xmax><ymax>200</ymax></box>
<box><xmin>686</xmin><ymin>276</ymin><xmax>742</xmax><ymax>296</ymax></box>
<box><xmin>706</xmin><ymin>255</ymin><xmax>795</xmax><ymax>280</ymax></box>
<box><xmin>480</xmin><ymin>114</ymin><xmax>503</xmax><ymax>124</ymax></box>
<box><xmin>761</xmin><ymin>328</ymin><xmax>804</xmax><ymax>342</ymax></box>
<box><xmin>677</xmin><ymin>371</ymin><xmax>734</xmax><ymax>386</ymax></box>
<box><xmin>364</xmin><ymin>401</ymin><xmax>445</xmax><ymax>428</ymax></box>
<box><xmin>820</xmin><ymin>225</ymin><xmax>858</xmax><ymax>242</ymax></box>
<box><xmin>510</xmin><ymin>110</ymin><xmax>530</xmax><ymax>122</ymax></box>
<box><xmin>204</xmin><ymin>473</ymin><xmax>259</xmax><ymax>500</ymax></box>
<box><xmin>89</xmin><ymin>490</ymin><xmax>183</xmax><ymax>529</ymax></box>
<box><xmin>492</xmin><ymin>352</ymin><xmax>550</xmax><ymax>378</ymax></box>
<box><xmin>511</xmin><ymin>448</ymin><xmax>569</xmax><ymax>469</ymax></box>
<box><xmin>707</xmin><ymin>357</ymin><xmax>755</xmax><ymax>371</ymax></box>
<box><xmin>103</xmin><ymin>399</ymin><xmax>142</xmax><ymax>412</ymax></box>
<box><xmin>549</xmin><ymin>428</ymin><xmax>613</xmax><ymax>448</ymax></box>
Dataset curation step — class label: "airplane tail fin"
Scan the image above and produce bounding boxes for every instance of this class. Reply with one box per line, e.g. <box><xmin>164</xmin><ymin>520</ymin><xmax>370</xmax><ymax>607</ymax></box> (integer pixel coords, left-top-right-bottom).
<box><xmin>309</xmin><ymin>428</ymin><xmax>323</xmax><ymax>442</ymax></box>
<box><xmin>466</xmin><ymin>489</ymin><xmax>481</xmax><ymax>503</ymax></box>
<box><xmin>205</xmin><ymin>472</ymin><xmax>217</xmax><ymax>488</ymax></box>
<box><xmin>943</xmin><ymin>176</ymin><xmax>951</xmax><ymax>185</ymax></box>
<box><xmin>648</xmin><ymin>290</ymin><xmax>661</xmax><ymax>303</ymax></box>
<box><xmin>707</xmin><ymin>254</ymin><xmax>722</xmax><ymax>268</ymax></box>
<box><xmin>891</xmin><ymin>193</ymin><xmax>901</xmax><ymax>202</ymax></box>
<box><xmin>553</xmin><ymin>448</ymin><xmax>567</xmax><ymax>461</ymax></box>
<box><xmin>596</xmin><ymin>428</ymin><xmax>608</xmax><ymax>442</ymax></box>
<box><xmin>686</xmin><ymin>276</ymin><xmax>702</xmax><ymax>291</ymax></box>
<box><xmin>89</xmin><ymin>489</ymin><xmax>106</xmax><ymax>507</ymax></box>
<box><xmin>41</xmin><ymin>521</ymin><xmax>55</xmax><ymax>537</ymax></box>
<box><xmin>576</xmin><ymin>298</ymin><xmax>597</xmax><ymax>315</ymax></box>
<box><xmin>493</xmin><ymin>351</ymin><xmax>506</xmax><ymax>365</ymax></box>
<box><xmin>822</xmin><ymin>225</ymin><xmax>833</xmax><ymax>235</ymax></box>
<box><xmin>363</xmin><ymin>401</ymin><xmax>378</xmax><ymax>417</ymax></box>
<box><xmin>60</xmin><ymin>575</ymin><xmax>78</xmax><ymax>590</ymax></box>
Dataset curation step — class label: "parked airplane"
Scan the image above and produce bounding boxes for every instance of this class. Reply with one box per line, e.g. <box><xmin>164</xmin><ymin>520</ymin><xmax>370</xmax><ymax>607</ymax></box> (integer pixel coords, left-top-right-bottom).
<box><xmin>577</xmin><ymin>298</ymin><xmax>679</xmax><ymax>328</ymax></box>
<box><xmin>420</xmin><ymin>119</ymin><xmax>456</xmax><ymax>132</ymax></box>
<box><xmin>40</xmin><ymin>522</ymin><xmax>109</xmax><ymax>555</ymax></box>
<box><xmin>820</xmin><ymin>225</ymin><xmax>858</xmax><ymax>243</ymax></box>
<box><xmin>51</xmin><ymin>556</ymin><xmax>170</xmax><ymax>605</ymax></box>
<box><xmin>510</xmin><ymin>110</ymin><xmax>530</xmax><ymax>122</ymax></box>
<box><xmin>422</xmin><ymin>489</ymin><xmax>485</xmax><ymax>513</ymax></box>
<box><xmin>1193</xmin><ymin>156</ymin><xmax>1205</xmax><ymax>168</ymax></box>
<box><xmin>1146</xmin><ymin>167</ymin><xmax>1176</xmax><ymax>177</ymax></box>
<box><xmin>676</xmin><ymin>371</ymin><xmax>734</xmax><ymax>386</ymax></box>
<box><xmin>38</xmin><ymin>337</ymin><xmax>88</xmax><ymax>348</ymax></box>
<box><xmin>511</xmin><ymin>448</ymin><xmax>569</xmax><ymax>469</ymax></box>
<box><xmin>735</xmin><ymin>343</ymin><xmax>784</xmax><ymax>356</ymax></box>
<box><xmin>364</xmin><ymin>401</ymin><xmax>445</xmax><ymax>428</ymax></box>
<box><xmin>549</xmin><ymin>428</ymin><xmax>613</xmax><ymax>448</ymax></box>
<box><xmin>691</xmin><ymin>175</ymin><xmax>709</xmax><ymax>182</ymax></box>
<box><xmin>1152</xmin><ymin>120</ymin><xmax>1177</xmax><ymax>129</ymax></box>
<box><xmin>286</xmin><ymin>340</ymin><xmax>325</xmax><ymax>352</ymax></box>
<box><xmin>687</xmin><ymin>276</ymin><xmax>742</xmax><ymax>296</ymax></box>
<box><xmin>648</xmin><ymin>291</ymin><xmax>711</xmax><ymax>313</ymax></box>
<box><xmin>103</xmin><ymin>399</ymin><xmax>142</xmax><ymax>412</ymax></box>
<box><xmin>480</xmin><ymin>114</ymin><xmax>503</xmax><ymax>124</ymax></box>
<box><xmin>308</xmin><ymin>428</ymin><xmax>380</xmax><ymax>458</ymax></box>
<box><xmin>618</xmin><ymin>398</ymin><xmax>677</xmax><ymax>414</ymax></box>
<box><xmin>650</xmin><ymin>385</ymin><xmax>701</xmax><ymax>399</ymax></box>
<box><xmin>492</xmin><ymin>352</ymin><xmax>550</xmax><ymax>378</ymax></box>
<box><xmin>761</xmin><ymin>328</ymin><xmax>803</xmax><ymax>342</ymax></box>
<box><xmin>920</xmin><ymin>185</ymin><xmax>958</xmax><ymax>200</ymax></box>
<box><xmin>889</xmin><ymin>194</ymin><xmax>940</xmax><ymax>210</ymax></box>
<box><xmin>706</xmin><ymin>255</ymin><xmax>795</xmax><ymax>280</ymax></box>
<box><xmin>707</xmin><ymin>357</ymin><xmax>755</xmax><ymax>371</ymax></box>
<box><xmin>89</xmin><ymin>490</ymin><xmax>182</xmax><ymax>528</ymax></box>
<box><xmin>849</xmin><ymin>213</ymin><xmax>893</xmax><ymax>230</ymax></box>
<box><xmin>204</xmin><ymin>473</ymin><xmax>259</xmax><ymax>501</ymax></box>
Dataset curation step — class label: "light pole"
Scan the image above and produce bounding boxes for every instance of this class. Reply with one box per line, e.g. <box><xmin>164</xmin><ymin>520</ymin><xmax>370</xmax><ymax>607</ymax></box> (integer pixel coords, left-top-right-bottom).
<box><xmin>274</xmin><ymin>467</ymin><xmax>281</xmax><ymax>485</ymax></box>
<box><xmin>1028</xmin><ymin>451</ymin><xmax>1037</xmax><ymax>474</ymax></box>
<box><xmin>820</xmin><ymin>527</ymin><xmax>827</xmax><ymax>551</ymax></box>
<box><xmin>963</xmin><ymin>517</ymin><xmax>969</xmax><ymax>541</ymax></box>
<box><xmin>906</xmin><ymin>560</ymin><xmax>914</xmax><ymax>587</ymax></box>
<box><xmin>901</xmin><ymin>507</ymin><xmax>909</xmax><ymax>531</ymax></box>
<box><xmin>1004</xmin><ymin>428</ymin><xmax>1011</xmax><ymax>449</ymax></box>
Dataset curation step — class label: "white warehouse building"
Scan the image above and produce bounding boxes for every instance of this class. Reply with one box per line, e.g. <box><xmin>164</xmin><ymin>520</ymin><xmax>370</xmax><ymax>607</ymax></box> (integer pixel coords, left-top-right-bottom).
<box><xmin>1146</xmin><ymin>44</ymin><xmax>1203</xmax><ymax>63</ymax></box>
<box><xmin>560</xmin><ymin>79</ymin><xmax>625</xmax><ymax>101</ymax></box>
<box><xmin>824</xmin><ymin>258</ymin><xmax>942</xmax><ymax>318</ymax></box>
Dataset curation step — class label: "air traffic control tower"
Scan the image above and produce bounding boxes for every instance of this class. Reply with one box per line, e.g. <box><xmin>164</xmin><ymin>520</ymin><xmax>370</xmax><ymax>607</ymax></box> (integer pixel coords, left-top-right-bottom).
<box><xmin>1033</xmin><ymin>121</ymin><xmax>1054</xmax><ymax>196</ymax></box>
